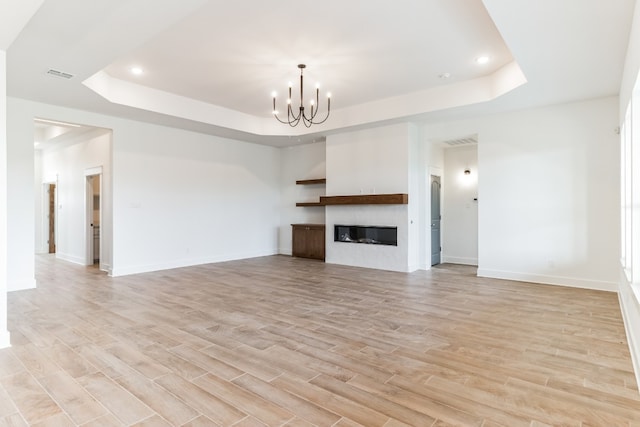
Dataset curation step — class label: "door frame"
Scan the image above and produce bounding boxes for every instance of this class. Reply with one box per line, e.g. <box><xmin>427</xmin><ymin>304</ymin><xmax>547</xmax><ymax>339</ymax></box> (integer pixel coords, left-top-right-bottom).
<box><xmin>84</xmin><ymin>166</ymin><xmax>102</xmax><ymax>267</ymax></box>
<box><xmin>427</xmin><ymin>167</ymin><xmax>443</xmax><ymax>269</ymax></box>
<box><xmin>430</xmin><ymin>174</ymin><xmax>442</xmax><ymax>266</ymax></box>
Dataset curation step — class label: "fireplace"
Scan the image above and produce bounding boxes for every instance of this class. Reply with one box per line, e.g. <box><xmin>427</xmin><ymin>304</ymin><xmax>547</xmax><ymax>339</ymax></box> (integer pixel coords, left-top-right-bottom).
<box><xmin>334</xmin><ymin>225</ymin><xmax>397</xmax><ymax>246</ymax></box>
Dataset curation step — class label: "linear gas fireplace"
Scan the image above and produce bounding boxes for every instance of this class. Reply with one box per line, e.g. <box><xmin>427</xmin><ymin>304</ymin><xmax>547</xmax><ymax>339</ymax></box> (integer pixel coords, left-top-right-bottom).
<box><xmin>334</xmin><ymin>225</ymin><xmax>397</xmax><ymax>246</ymax></box>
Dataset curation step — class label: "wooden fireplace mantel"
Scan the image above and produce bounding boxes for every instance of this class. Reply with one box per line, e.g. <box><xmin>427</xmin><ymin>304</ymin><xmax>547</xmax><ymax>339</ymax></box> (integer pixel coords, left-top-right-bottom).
<box><xmin>320</xmin><ymin>193</ymin><xmax>408</xmax><ymax>205</ymax></box>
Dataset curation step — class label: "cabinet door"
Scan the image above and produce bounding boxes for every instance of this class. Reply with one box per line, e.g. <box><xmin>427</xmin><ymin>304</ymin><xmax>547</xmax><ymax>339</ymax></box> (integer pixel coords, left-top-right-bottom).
<box><xmin>306</xmin><ymin>226</ymin><xmax>325</xmax><ymax>260</ymax></box>
<box><xmin>292</xmin><ymin>226</ymin><xmax>306</xmax><ymax>258</ymax></box>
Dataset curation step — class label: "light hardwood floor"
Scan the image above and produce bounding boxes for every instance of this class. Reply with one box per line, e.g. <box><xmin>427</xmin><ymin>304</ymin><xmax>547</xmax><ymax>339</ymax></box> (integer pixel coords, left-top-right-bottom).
<box><xmin>1</xmin><ymin>255</ymin><xmax>639</xmax><ymax>426</ymax></box>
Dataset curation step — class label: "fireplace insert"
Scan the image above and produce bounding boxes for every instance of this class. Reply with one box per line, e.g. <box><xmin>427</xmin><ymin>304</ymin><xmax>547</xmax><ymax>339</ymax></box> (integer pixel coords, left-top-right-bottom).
<box><xmin>334</xmin><ymin>225</ymin><xmax>397</xmax><ymax>246</ymax></box>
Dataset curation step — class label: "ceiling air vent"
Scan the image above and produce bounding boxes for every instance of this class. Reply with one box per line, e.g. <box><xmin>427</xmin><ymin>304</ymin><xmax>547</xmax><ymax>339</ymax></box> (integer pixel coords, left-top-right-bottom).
<box><xmin>443</xmin><ymin>136</ymin><xmax>478</xmax><ymax>146</ymax></box>
<box><xmin>46</xmin><ymin>68</ymin><xmax>74</xmax><ymax>79</ymax></box>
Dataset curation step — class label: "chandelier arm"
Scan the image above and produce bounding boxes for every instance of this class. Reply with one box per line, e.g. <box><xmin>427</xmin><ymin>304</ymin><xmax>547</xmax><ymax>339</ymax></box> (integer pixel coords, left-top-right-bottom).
<box><xmin>273</xmin><ymin>113</ymin><xmax>290</xmax><ymax>124</ymax></box>
<box><xmin>310</xmin><ymin>107</ymin><xmax>331</xmax><ymax>125</ymax></box>
<box><xmin>288</xmin><ymin>103</ymin><xmax>301</xmax><ymax>121</ymax></box>
<box><xmin>288</xmin><ymin>104</ymin><xmax>302</xmax><ymax>127</ymax></box>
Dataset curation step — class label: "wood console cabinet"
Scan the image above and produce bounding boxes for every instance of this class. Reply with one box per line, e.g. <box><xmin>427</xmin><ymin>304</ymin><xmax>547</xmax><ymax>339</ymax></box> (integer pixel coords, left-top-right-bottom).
<box><xmin>292</xmin><ymin>224</ymin><xmax>325</xmax><ymax>261</ymax></box>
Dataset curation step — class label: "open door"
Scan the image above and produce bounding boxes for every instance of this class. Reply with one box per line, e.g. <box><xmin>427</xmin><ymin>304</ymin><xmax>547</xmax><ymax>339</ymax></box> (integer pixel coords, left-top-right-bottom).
<box><xmin>47</xmin><ymin>183</ymin><xmax>56</xmax><ymax>253</ymax></box>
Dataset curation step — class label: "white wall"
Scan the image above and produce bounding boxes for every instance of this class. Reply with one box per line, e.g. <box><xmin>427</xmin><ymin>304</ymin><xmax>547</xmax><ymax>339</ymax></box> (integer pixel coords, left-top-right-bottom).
<box><xmin>425</xmin><ymin>96</ymin><xmax>619</xmax><ymax>291</ymax></box>
<box><xmin>325</xmin><ymin>123</ymin><xmax>415</xmax><ymax>272</ymax></box>
<box><xmin>8</xmin><ymin>97</ymin><xmax>282</xmax><ymax>279</ymax></box>
<box><xmin>442</xmin><ymin>145</ymin><xmax>478</xmax><ymax>265</ymax></box>
<box><xmin>34</xmin><ymin>149</ymin><xmax>43</xmax><ymax>253</ymax></box>
<box><xmin>407</xmin><ymin>124</ymin><xmax>422</xmax><ymax>271</ymax></box>
<box><xmin>111</xmin><ymin>121</ymin><xmax>281</xmax><ymax>276</ymax></box>
<box><xmin>37</xmin><ymin>131</ymin><xmax>111</xmax><ymax>267</ymax></box>
<box><xmin>479</xmin><ymin>98</ymin><xmax>619</xmax><ymax>290</ymax></box>
<box><xmin>279</xmin><ymin>142</ymin><xmax>326</xmax><ymax>255</ymax></box>
<box><xmin>7</xmin><ymin>97</ymin><xmax>36</xmax><ymax>290</ymax></box>
<box><xmin>0</xmin><ymin>50</ymin><xmax>10</xmax><ymax>347</ymax></box>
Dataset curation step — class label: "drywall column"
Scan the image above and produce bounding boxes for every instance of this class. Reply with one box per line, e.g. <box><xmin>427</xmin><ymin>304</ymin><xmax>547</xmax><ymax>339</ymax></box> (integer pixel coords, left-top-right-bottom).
<box><xmin>0</xmin><ymin>50</ymin><xmax>10</xmax><ymax>347</ymax></box>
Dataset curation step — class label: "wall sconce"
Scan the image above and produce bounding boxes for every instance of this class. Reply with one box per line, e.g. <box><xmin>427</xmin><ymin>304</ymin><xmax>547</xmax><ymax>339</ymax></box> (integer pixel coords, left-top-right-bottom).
<box><xmin>464</xmin><ymin>168</ymin><xmax>471</xmax><ymax>175</ymax></box>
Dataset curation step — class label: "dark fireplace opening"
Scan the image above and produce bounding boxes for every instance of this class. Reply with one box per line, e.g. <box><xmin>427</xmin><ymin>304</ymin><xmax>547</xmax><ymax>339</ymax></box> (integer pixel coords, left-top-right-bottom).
<box><xmin>334</xmin><ymin>225</ymin><xmax>397</xmax><ymax>246</ymax></box>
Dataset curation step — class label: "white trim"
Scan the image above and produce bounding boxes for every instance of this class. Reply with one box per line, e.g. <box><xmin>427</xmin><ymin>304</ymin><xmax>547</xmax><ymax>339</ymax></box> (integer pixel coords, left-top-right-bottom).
<box><xmin>84</xmin><ymin>166</ymin><xmax>102</xmax><ymax>176</ymax></box>
<box><xmin>618</xmin><ymin>275</ymin><xmax>640</xmax><ymax>392</ymax></box>
<box><xmin>442</xmin><ymin>256</ymin><xmax>478</xmax><ymax>266</ymax></box>
<box><xmin>56</xmin><ymin>252</ymin><xmax>86</xmax><ymax>266</ymax></box>
<box><xmin>477</xmin><ymin>268</ymin><xmax>618</xmax><ymax>292</ymax></box>
<box><xmin>110</xmin><ymin>249</ymin><xmax>278</xmax><ymax>277</ymax></box>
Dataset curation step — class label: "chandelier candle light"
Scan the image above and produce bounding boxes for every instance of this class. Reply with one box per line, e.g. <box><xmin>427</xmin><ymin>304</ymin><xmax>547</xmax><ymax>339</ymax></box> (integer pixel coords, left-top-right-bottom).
<box><xmin>272</xmin><ymin>64</ymin><xmax>331</xmax><ymax>127</ymax></box>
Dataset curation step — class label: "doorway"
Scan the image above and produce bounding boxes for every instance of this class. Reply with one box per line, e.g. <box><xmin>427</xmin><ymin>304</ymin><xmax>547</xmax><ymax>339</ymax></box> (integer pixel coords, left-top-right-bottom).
<box><xmin>430</xmin><ymin>175</ymin><xmax>441</xmax><ymax>266</ymax></box>
<box><xmin>85</xmin><ymin>172</ymin><xmax>101</xmax><ymax>266</ymax></box>
<box><xmin>46</xmin><ymin>183</ymin><xmax>56</xmax><ymax>253</ymax></box>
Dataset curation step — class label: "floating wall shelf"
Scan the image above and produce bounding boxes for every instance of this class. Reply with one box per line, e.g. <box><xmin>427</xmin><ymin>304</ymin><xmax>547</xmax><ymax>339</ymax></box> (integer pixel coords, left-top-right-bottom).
<box><xmin>320</xmin><ymin>193</ymin><xmax>409</xmax><ymax>205</ymax></box>
<box><xmin>295</xmin><ymin>178</ymin><xmax>327</xmax><ymax>207</ymax></box>
<box><xmin>295</xmin><ymin>202</ymin><xmax>325</xmax><ymax>207</ymax></box>
<box><xmin>296</xmin><ymin>178</ymin><xmax>327</xmax><ymax>185</ymax></box>
<box><xmin>295</xmin><ymin>177</ymin><xmax>407</xmax><ymax>206</ymax></box>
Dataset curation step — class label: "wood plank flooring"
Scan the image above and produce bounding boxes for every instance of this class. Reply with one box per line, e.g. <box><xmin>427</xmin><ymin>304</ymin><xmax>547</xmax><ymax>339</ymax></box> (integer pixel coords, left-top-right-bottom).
<box><xmin>1</xmin><ymin>255</ymin><xmax>639</xmax><ymax>426</ymax></box>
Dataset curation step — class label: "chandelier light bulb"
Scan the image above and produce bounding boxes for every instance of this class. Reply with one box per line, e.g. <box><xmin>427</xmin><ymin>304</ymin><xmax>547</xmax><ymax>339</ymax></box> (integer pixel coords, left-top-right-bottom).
<box><xmin>272</xmin><ymin>64</ymin><xmax>331</xmax><ymax>128</ymax></box>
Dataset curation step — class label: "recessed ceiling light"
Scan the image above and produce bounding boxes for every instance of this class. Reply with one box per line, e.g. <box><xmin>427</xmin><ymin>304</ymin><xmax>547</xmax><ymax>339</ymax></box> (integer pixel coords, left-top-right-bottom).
<box><xmin>131</xmin><ymin>66</ymin><xmax>144</xmax><ymax>75</ymax></box>
<box><xmin>476</xmin><ymin>56</ymin><xmax>490</xmax><ymax>65</ymax></box>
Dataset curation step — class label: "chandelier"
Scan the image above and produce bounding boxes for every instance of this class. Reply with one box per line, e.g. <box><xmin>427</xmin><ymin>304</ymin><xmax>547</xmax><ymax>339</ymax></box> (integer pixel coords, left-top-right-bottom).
<box><xmin>272</xmin><ymin>64</ymin><xmax>331</xmax><ymax>127</ymax></box>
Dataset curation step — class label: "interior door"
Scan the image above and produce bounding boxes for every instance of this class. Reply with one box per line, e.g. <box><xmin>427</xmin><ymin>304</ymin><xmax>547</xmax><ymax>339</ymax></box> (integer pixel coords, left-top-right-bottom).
<box><xmin>431</xmin><ymin>175</ymin><xmax>441</xmax><ymax>266</ymax></box>
<box><xmin>48</xmin><ymin>183</ymin><xmax>56</xmax><ymax>253</ymax></box>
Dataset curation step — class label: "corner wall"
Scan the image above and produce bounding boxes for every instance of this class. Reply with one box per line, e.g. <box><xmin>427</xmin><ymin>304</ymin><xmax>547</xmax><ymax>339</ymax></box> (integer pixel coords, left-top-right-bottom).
<box><xmin>8</xmin><ymin>98</ymin><xmax>282</xmax><ymax>279</ymax></box>
<box><xmin>279</xmin><ymin>142</ymin><xmax>326</xmax><ymax>255</ymax></box>
<box><xmin>424</xmin><ymin>96</ymin><xmax>620</xmax><ymax>291</ymax></box>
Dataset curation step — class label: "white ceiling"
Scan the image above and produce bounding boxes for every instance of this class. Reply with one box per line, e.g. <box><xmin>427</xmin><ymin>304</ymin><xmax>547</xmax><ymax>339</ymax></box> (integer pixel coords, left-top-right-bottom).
<box><xmin>5</xmin><ymin>0</ymin><xmax>636</xmax><ymax>146</ymax></box>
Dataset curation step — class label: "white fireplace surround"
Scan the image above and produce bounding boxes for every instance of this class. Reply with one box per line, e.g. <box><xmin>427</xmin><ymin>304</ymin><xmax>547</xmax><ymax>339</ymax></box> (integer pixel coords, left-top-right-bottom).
<box><xmin>325</xmin><ymin>205</ymin><xmax>410</xmax><ymax>272</ymax></box>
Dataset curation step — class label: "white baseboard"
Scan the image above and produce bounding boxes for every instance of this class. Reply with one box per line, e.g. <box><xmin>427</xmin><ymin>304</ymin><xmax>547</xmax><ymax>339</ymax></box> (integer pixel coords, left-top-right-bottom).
<box><xmin>0</xmin><ymin>330</ymin><xmax>10</xmax><ymax>348</ymax></box>
<box><xmin>110</xmin><ymin>249</ymin><xmax>278</xmax><ymax>277</ymax></box>
<box><xmin>56</xmin><ymin>252</ymin><xmax>86</xmax><ymax>266</ymax></box>
<box><xmin>477</xmin><ymin>268</ymin><xmax>617</xmax><ymax>292</ymax></box>
<box><xmin>618</xmin><ymin>276</ymin><xmax>640</xmax><ymax>393</ymax></box>
<box><xmin>442</xmin><ymin>256</ymin><xmax>478</xmax><ymax>266</ymax></box>
<box><xmin>8</xmin><ymin>277</ymin><xmax>36</xmax><ymax>292</ymax></box>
